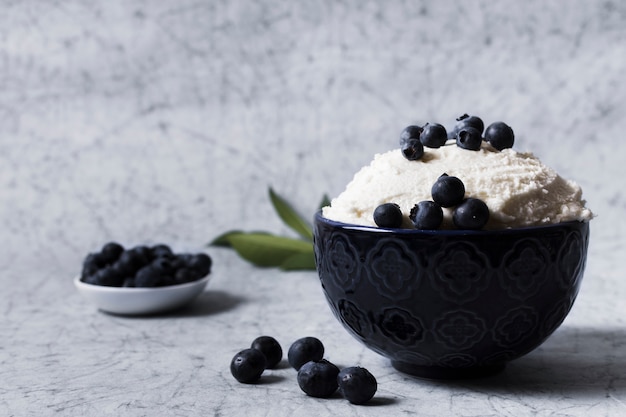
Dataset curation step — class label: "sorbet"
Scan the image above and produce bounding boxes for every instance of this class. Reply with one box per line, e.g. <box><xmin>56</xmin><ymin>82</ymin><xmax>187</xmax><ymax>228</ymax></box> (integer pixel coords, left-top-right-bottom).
<box><xmin>322</xmin><ymin>141</ymin><xmax>593</xmax><ymax>230</ymax></box>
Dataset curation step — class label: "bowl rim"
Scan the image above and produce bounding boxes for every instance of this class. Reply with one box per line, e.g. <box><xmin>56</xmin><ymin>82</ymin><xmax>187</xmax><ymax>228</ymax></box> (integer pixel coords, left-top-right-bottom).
<box><xmin>314</xmin><ymin>210</ymin><xmax>589</xmax><ymax>236</ymax></box>
<box><xmin>73</xmin><ymin>274</ymin><xmax>210</xmax><ymax>293</ymax></box>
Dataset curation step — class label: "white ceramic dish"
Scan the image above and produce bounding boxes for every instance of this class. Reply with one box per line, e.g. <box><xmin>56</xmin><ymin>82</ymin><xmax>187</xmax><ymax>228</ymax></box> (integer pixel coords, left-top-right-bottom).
<box><xmin>74</xmin><ymin>275</ymin><xmax>211</xmax><ymax>315</ymax></box>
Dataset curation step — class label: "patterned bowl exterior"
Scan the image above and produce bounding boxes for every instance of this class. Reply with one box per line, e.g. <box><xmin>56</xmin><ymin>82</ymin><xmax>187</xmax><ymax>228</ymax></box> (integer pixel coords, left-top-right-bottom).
<box><xmin>313</xmin><ymin>212</ymin><xmax>590</xmax><ymax>379</ymax></box>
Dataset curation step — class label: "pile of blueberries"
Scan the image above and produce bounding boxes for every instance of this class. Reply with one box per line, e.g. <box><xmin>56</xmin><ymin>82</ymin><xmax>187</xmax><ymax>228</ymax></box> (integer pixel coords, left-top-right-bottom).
<box><xmin>374</xmin><ymin>173</ymin><xmax>489</xmax><ymax>230</ymax></box>
<box><xmin>81</xmin><ymin>242</ymin><xmax>212</xmax><ymax>287</ymax></box>
<box><xmin>230</xmin><ymin>336</ymin><xmax>377</xmax><ymax>405</ymax></box>
<box><xmin>400</xmin><ymin>113</ymin><xmax>515</xmax><ymax>160</ymax></box>
<box><xmin>373</xmin><ymin>114</ymin><xmax>514</xmax><ymax>231</ymax></box>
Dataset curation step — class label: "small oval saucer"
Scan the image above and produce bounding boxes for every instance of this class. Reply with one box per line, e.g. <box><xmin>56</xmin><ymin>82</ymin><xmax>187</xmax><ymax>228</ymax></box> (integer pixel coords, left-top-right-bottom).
<box><xmin>74</xmin><ymin>275</ymin><xmax>211</xmax><ymax>315</ymax></box>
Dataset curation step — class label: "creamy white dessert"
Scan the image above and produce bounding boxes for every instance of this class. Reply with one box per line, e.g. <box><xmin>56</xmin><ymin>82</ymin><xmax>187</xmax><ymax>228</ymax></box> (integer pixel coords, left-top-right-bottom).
<box><xmin>322</xmin><ymin>141</ymin><xmax>593</xmax><ymax>230</ymax></box>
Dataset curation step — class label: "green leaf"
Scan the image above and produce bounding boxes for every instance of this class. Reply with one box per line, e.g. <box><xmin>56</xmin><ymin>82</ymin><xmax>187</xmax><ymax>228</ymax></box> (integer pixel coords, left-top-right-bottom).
<box><xmin>225</xmin><ymin>232</ymin><xmax>313</xmax><ymax>267</ymax></box>
<box><xmin>269</xmin><ymin>187</ymin><xmax>313</xmax><ymax>241</ymax></box>
<box><xmin>280</xmin><ymin>251</ymin><xmax>316</xmax><ymax>270</ymax></box>
<box><xmin>209</xmin><ymin>230</ymin><xmax>271</xmax><ymax>247</ymax></box>
<box><xmin>318</xmin><ymin>194</ymin><xmax>331</xmax><ymax>210</ymax></box>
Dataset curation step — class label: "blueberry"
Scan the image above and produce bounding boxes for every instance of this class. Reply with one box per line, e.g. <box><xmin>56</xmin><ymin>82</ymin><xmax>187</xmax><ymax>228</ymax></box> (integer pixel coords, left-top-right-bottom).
<box><xmin>288</xmin><ymin>337</ymin><xmax>325</xmax><ymax>370</ymax></box>
<box><xmin>100</xmin><ymin>242</ymin><xmax>124</xmax><ymax>264</ymax></box>
<box><xmin>456</xmin><ymin>126</ymin><xmax>483</xmax><ymax>151</ymax></box>
<box><xmin>188</xmin><ymin>253</ymin><xmax>212</xmax><ymax>277</ymax></box>
<box><xmin>455</xmin><ymin>113</ymin><xmax>484</xmax><ymax>134</ymax></box>
<box><xmin>401</xmin><ymin>138</ymin><xmax>424</xmax><ymax>161</ymax></box>
<box><xmin>297</xmin><ymin>360</ymin><xmax>340</xmax><ymax>398</ymax></box>
<box><xmin>431</xmin><ymin>174</ymin><xmax>465</xmax><ymax>208</ymax></box>
<box><xmin>409</xmin><ymin>201</ymin><xmax>443</xmax><ymax>230</ymax></box>
<box><xmin>420</xmin><ymin>123</ymin><xmax>448</xmax><ymax>148</ymax></box>
<box><xmin>171</xmin><ymin>253</ymin><xmax>191</xmax><ymax>269</ymax></box>
<box><xmin>337</xmin><ymin>366</ymin><xmax>377</xmax><ymax>405</ymax></box>
<box><xmin>399</xmin><ymin>125</ymin><xmax>423</xmax><ymax>146</ymax></box>
<box><xmin>174</xmin><ymin>268</ymin><xmax>199</xmax><ymax>284</ymax></box>
<box><xmin>115</xmin><ymin>248</ymin><xmax>150</xmax><ymax>276</ymax></box>
<box><xmin>92</xmin><ymin>266</ymin><xmax>124</xmax><ymax>287</ymax></box>
<box><xmin>134</xmin><ymin>265</ymin><xmax>162</xmax><ymax>287</ymax></box>
<box><xmin>81</xmin><ymin>253</ymin><xmax>103</xmax><ymax>280</ymax></box>
<box><xmin>373</xmin><ymin>203</ymin><xmax>403</xmax><ymax>228</ymax></box>
<box><xmin>230</xmin><ymin>348</ymin><xmax>267</xmax><ymax>384</ymax></box>
<box><xmin>159</xmin><ymin>274</ymin><xmax>177</xmax><ymax>287</ymax></box>
<box><xmin>152</xmin><ymin>256</ymin><xmax>175</xmax><ymax>275</ymax></box>
<box><xmin>453</xmin><ymin>198</ymin><xmax>490</xmax><ymax>230</ymax></box>
<box><xmin>151</xmin><ymin>244</ymin><xmax>173</xmax><ymax>258</ymax></box>
<box><xmin>484</xmin><ymin>121</ymin><xmax>514</xmax><ymax>150</ymax></box>
<box><xmin>251</xmin><ymin>336</ymin><xmax>283</xmax><ymax>369</ymax></box>
<box><xmin>134</xmin><ymin>245</ymin><xmax>153</xmax><ymax>262</ymax></box>
<box><xmin>122</xmin><ymin>277</ymin><xmax>136</xmax><ymax>287</ymax></box>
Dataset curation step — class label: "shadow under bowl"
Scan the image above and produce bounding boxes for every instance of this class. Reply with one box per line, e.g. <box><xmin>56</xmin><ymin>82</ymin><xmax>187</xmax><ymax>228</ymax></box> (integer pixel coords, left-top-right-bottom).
<box><xmin>313</xmin><ymin>211</ymin><xmax>589</xmax><ymax>379</ymax></box>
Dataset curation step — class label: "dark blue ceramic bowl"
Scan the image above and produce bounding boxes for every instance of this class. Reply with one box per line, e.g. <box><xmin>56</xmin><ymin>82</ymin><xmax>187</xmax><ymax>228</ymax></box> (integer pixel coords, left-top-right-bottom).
<box><xmin>313</xmin><ymin>211</ymin><xmax>590</xmax><ymax>379</ymax></box>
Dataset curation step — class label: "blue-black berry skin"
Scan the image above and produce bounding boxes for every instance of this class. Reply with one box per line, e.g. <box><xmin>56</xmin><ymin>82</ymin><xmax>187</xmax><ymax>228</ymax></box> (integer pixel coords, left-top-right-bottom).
<box><xmin>134</xmin><ymin>265</ymin><xmax>162</xmax><ymax>287</ymax></box>
<box><xmin>410</xmin><ymin>201</ymin><xmax>443</xmax><ymax>230</ymax></box>
<box><xmin>251</xmin><ymin>336</ymin><xmax>283</xmax><ymax>369</ymax></box>
<box><xmin>484</xmin><ymin>121</ymin><xmax>514</xmax><ymax>150</ymax></box>
<box><xmin>82</xmin><ymin>253</ymin><xmax>103</xmax><ymax>280</ymax></box>
<box><xmin>115</xmin><ymin>248</ymin><xmax>150</xmax><ymax>277</ymax></box>
<box><xmin>399</xmin><ymin>125</ymin><xmax>423</xmax><ymax>146</ymax></box>
<box><xmin>188</xmin><ymin>253</ymin><xmax>212</xmax><ymax>277</ymax></box>
<box><xmin>151</xmin><ymin>244</ymin><xmax>173</xmax><ymax>259</ymax></box>
<box><xmin>401</xmin><ymin>138</ymin><xmax>424</xmax><ymax>161</ymax></box>
<box><xmin>92</xmin><ymin>266</ymin><xmax>124</xmax><ymax>287</ymax></box>
<box><xmin>230</xmin><ymin>348</ymin><xmax>267</xmax><ymax>384</ymax></box>
<box><xmin>420</xmin><ymin>123</ymin><xmax>448</xmax><ymax>148</ymax></box>
<box><xmin>337</xmin><ymin>366</ymin><xmax>377</xmax><ymax>405</ymax></box>
<box><xmin>288</xmin><ymin>337</ymin><xmax>325</xmax><ymax>370</ymax></box>
<box><xmin>456</xmin><ymin>126</ymin><xmax>483</xmax><ymax>151</ymax></box>
<box><xmin>431</xmin><ymin>174</ymin><xmax>465</xmax><ymax>208</ymax></box>
<box><xmin>297</xmin><ymin>360</ymin><xmax>340</xmax><ymax>398</ymax></box>
<box><xmin>453</xmin><ymin>198</ymin><xmax>490</xmax><ymax>230</ymax></box>
<box><xmin>152</xmin><ymin>257</ymin><xmax>175</xmax><ymax>275</ymax></box>
<box><xmin>373</xmin><ymin>203</ymin><xmax>403</xmax><ymax>228</ymax></box>
<box><xmin>100</xmin><ymin>242</ymin><xmax>124</xmax><ymax>264</ymax></box>
<box><xmin>174</xmin><ymin>268</ymin><xmax>198</xmax><ymax>284</ymax></box>
<box><xmin>455</xmin><ymin>114</ymin><xmax>484</xmax><ymax>134</ymax></box>
<box><xmin>82</xmin><ymin>243</ymin><xmax>211</xmax><ymax>287</ymax></box>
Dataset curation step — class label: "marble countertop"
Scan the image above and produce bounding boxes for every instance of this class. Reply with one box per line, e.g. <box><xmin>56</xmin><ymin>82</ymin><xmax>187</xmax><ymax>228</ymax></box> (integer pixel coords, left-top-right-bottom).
<box><xmin>1</xmin><ymin>0</ymin><xmax>625</xmax><ymax>416</ymax></box>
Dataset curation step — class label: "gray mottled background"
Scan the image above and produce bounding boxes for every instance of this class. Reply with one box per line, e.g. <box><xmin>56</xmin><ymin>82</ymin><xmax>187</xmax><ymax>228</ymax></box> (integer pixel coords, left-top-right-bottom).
<box><xmin>1</xmin><ymin>1</ymin><xmax>623</xmax><ymax>271</ymax></box>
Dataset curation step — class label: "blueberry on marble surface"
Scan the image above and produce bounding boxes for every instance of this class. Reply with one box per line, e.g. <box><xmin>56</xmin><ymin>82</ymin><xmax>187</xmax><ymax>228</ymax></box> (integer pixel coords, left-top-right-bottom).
<box><xmin>230</xmin><ymin>348</ymin><xmax>267</xmax><ymax>384</ymax></box>
<box><xmin>431</xmin><ymin>174</ymin><xmax>465</xmax><ymax>208</ymax></box>
<box><xmin>297</xmin><ymin>360</ymin><xmax>340</xmax><ymax>398</ymax></box>
<box><xmin>373</xmin><ymin>203</ymin><xmax>404</xmax><ymax>228</ymax></box>
<box><xmin>251</xmin><ymin>336</ymin><xmax>283</xmax><ymax>369</ymax></box>
<box><xmin>337</xmin><ymin>366</ymin><xmax>377</xmax><ymax>405</ymax></box>
<box><xmin>288</xmin><ymin>337</ymin><xmax>325</xmax><ymax>370</ymax></box>
<box><xmin>453</xmin><ymin>197</ymin><xmax>490</xmax><ymax>230</ymax></box>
